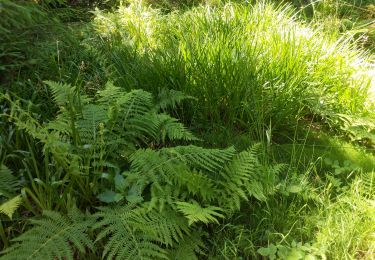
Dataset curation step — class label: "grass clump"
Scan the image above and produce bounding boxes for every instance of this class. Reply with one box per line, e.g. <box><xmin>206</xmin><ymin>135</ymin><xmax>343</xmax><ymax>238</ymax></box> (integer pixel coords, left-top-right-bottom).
<box><xmin>91</xmin><ymin>1</ymin><xmax>374</xmax><ymax>140</ymax></box>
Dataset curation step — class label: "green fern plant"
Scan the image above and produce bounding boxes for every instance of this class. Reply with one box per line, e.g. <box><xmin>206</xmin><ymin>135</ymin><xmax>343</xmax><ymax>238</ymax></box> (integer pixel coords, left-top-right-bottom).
<box><xmin>1</xmin><ymin>208</ymin><xmax>94</xmax><ymax>260</ymax></box>
<box><xmin>5</xmin><ymin>81</ymin><xmax>197</xmax><ymax>200</ymax></box>
<box><xmin>0</xmin><ymin>165</ymin><xmax>20</xmax><ymax>199</ymax></box>
<box><xmin>176</xmin><ymin>201</ymin><xmax>224</xmax><ymax>225</ymax></box>
<box><xmin>93</xmin><ymin>204</ymin><xmax>190</xmax><ymax>259</ymax></box>
<box><xmin>0</xmin><ymin>196</ymin><xmax>22</xmax><ymax>220</ymax></box>
<box><xmin>0</xmin><ymin>165</ymin><xmax>22</xmax><ymax>248</ymax></box>
<box><xmin>2</xmin><ymin>81</ymin><xmax>286</xmax><ymax>259</ymax></box>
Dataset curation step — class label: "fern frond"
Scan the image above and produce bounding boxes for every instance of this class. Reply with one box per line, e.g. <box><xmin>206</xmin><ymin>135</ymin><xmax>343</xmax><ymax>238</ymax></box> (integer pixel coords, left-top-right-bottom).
<box><xmin>0</xmin><ymin>165</ymin><xmax>19</xmax><ymax>198</ymax></box>
<box><xmin>0</xmin><ymin>195</ymin><xmax>22</xmax><ymax>219</ymax></box>
<box><xmin>77</xmin><ymin>104</ymin><xmax>108</xmax><ymax>145</ymax></box>
<box><xmin>147</xmin><ymin>184</ymin><xmax>179</xmax><ymax>212</ymax></box>
<box><xmin>217</xmin><ymin>144</ymin><xmax>264</xmax><ymax>211</ymax></box>
<box><xmin>97</xmin><ymin>81</ymin><xmax>123</xmax><ymax>104</ymax></box>
<box><xmin>127</xmin><ymin>149</ymin><xmax>178</xmax><ymax>191</ymax></box>
<box><xmin>115</xmin><ymin>89</ymin><xmax>153</xmax><ymax>118</ymax></box>
<box><xmin>44</xmin><ymin>116</ymin><xmax>71</xmax><ymax>136</ymax></box>
<box><xmin>167</xmin><ymin>231</ymin><xmax>206</xmax><ymax>260</ymax></box>
<box><xmin>156</xmin><ymin>114</ymin><xmax>198</xmax><ymax>142</ymax></box>
<box><xmin>131</xmin><ymin>207</ymin><xmax>189</xmax><ymax>246</ymax></box>
<box><xmin>171</xmin><ymin>170</ymin><xmax>217</xmax><ymax>203</ymax></box>
<box><xmin>2</xmin><ymin>208</ymin><xmax>94</xmax><ymax>260</ymax></box>
<box><xmin>176</xmin><ymin>201</ymin><xmax>224</xmax><ymax>225</ymax></box>
<box><xmin>155</xmin><ymin>89</ymin><xmax>195</xmax><ymax>111</ymax></box>
<box><xmin>94</xmin><ymin>204</ymin><xmax>189</xmax><ymax>259</ymax></box>
<box><xmin>127</xmin><ymin>113</ymin><xmax>198</xmax><ymax>143</ymax></box>
<box><xmin>126</xmin><ymin>146</ymin><xmax>236</xmax><ymax>208</ymax></box>
<box><xmin>44</xmin><ymin>81</ymin><xmax>75</xmax><ymax>107</ymax></box>
<box><xmin>166</xmin><ymin>145</ymin><xmax>236</xmax><ymax>174</ymax></box>
<box><xmin>7</xmin><ymin>98</ymin><xmax>46</xmax><ymax>141</ymax></box>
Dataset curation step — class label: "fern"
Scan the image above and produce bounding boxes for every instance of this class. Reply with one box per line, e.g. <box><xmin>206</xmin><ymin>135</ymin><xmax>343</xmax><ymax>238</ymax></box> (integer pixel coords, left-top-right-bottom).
<box><xmin>176</xmin><ymin>201</ymin><xmax>224</xmax><ymax>225</ymax></box>
<box><xmin>1</xmin><ymin>208</ymin><xmax>94</xmax><ymax>260</ymax></box>
<box><xmin>0</xmin><ymin>165</ymin><xmax>19</xmax><ymax>198</ymax></box>
<box><xmin>167</xmin><ymin>145</ymin><xmax>236</xmax><ymax>174</ymax></box>
<box><xmin>44</xmin><ymin>81</ymin><xmax>76</xmax><ymax>107</ymax></box>
<box><xmin>0</xmin><ymin>165</ymin><xmax>22</xmax><ymax>220</ymax></box>
<box><xmin>167</xmin><ymin>231</ymin><xmax>206</xmax><ymax>260</ymax></box>
<box><xmin>216</xmin><ymin>144</ymin><xmax>268</xmax><ymax>211</ymax></box>
<box><xmin>76</xmin><ymin>104</ymin><xmax>108</xmax><ymax>145</ymax></box>
<box><xmin>124</xmin><ymin>145</ymin><xmax>237</xmax><ymax>209</ymax></box>
<box><xmin>171</xmin><ymin>170</ymin><xmax>217</xmax><ymax>203</ymax></box>
<box><xmin>93</xmin><ymin>205</ymin><xmax>190</xmax><ymax>259</ymax></box>
<box><xmin>155</xmin><ymin>88</ymin><xmax>195</xmax><ymax>111</ymax></box>
<box><xmin>0</xmin><ymin>196</ymin><xmax>22</xmax><ymax>220</ymax></box>
<box><xmin>123</xmin><ymin>112</ymin><xmax>197</xmax><ymax>145</ymax></box>
<box><xmin>3</xmin><ymin>80</ymin><xmax>284</xmax><ymax>259</ymax></box>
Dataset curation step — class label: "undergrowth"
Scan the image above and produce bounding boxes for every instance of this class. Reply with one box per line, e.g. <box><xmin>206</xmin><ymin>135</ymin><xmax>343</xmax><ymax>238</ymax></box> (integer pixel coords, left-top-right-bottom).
<box><xmin>0</xmin><ymin>0</ymin><xmax>374</xmax><ymax>259</ymax></box>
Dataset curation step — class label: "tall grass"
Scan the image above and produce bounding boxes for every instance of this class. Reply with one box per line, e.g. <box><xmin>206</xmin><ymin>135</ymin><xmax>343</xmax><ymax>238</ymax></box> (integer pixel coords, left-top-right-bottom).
<box><xmin>91</xmin><ymin>1</ymin><xmax>374</xmax><ymax>140</ymax></box>
<box><xmin>313</xmin><ymin>172</ymin><xmax>375</xmax><ymax>259</ymax></box>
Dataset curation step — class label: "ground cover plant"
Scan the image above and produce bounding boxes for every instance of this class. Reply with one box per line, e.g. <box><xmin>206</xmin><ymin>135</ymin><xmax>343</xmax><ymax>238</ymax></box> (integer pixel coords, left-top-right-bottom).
<box><xmin>0</xmin><ymin>0</ymin><xmax>374</xmax><ymax>259</ymax></box>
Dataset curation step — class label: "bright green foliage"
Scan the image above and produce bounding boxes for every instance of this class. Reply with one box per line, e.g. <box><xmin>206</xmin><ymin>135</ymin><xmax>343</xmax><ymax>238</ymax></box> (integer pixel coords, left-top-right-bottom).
<box><xmin>176</xmin><ymin>201</ymin><xmax>224</xmax><ymax>225</ymax></box>
<box><xmin>1</xmin><ymin>1</ymin><xmax>374</xmax><ymax>259</ymax></box>
<box><xmin>6</xmin><ymin>81</ymin><xmax>197</xmax><ymax>183</ymax></box>
<box><xmin>93</xmin><ymin>205</ymin><xmax>189</xmax><ymax>259</ymax></box>
<box><xmin>0</xmin><ymin>165</ymin><xmax>21</xmax><ymax>220</ymax></box>
<box><xmin>1</xmin><ymin>208</ymin><xmax>94</xmax><ymax>260</ymax></box>
<box><xmin>312</xmin><ymin>175</ymin><xmax>375</xmax><ymax>259</ymax></box>
<box><xmin>91</xmin><ymin>1</ymin><xmax>374</xmax><ymax>138</ymax></box>
<box><xmin>2</xmin><ymin>81</ymin><xmax>282</xmax><ymax>259</ymax></box>
<box><xmin>359</xmin><ymin>171</ymin><xmax>375</xmax><ymax>197</ymax></box>
<box><xmin>0</xmin><ymin>196</ymin><xmax>22</xmax><ymax>220</ymax></box>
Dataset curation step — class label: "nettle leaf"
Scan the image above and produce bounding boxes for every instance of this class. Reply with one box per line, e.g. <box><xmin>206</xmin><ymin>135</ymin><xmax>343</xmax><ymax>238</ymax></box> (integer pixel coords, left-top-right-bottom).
<box><xmin>287</xmin><ymin>184</ymin><xmax>303</xmax><ymax>193</ymax></box>
<box><xmin>258</xmin><ymin>244</ymin><xmax>277</xmax><ymax>257</ymax></box>
<box><xmin>126</xmin><ymin>184</ymin><xmax>144</xmax><ymax>204</ymax></box>
<box><xmin>97</xmin><ymin>190</ymin><xmax>124</xmax><ymax>203</ymax></box>
<box><xmin>114</xmin><ymin>173</ymin><xmax>126</xmax><ymax>191</ymax></box>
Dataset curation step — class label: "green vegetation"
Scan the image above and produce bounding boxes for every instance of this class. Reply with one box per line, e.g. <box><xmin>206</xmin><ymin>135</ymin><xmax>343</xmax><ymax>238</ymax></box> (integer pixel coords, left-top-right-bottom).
<box><xmin>0</xmin><ymin>0</ymin><xmax>374</xmax><ymax>259</ymax></box>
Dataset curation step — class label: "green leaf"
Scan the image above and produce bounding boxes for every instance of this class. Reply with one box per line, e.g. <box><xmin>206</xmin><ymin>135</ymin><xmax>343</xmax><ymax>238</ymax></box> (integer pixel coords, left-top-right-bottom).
<box><xmin>305</xmin><ymin>254</ymin><xmax>317</xmax><ymax>260</ymax></box>
<box><xmin>287</xmin><ymin>184</ymin><xmax>303</xmax><ymax>193</ymax></box>
<box><xmin>97</xmin><ymin>190</ymin><xmax>123</xmax><ymax>203</ymax></box>
<box><xmin>286</xmin><ymin>248</ymin><xmax>305</xmax><ymax>260</ymax></box>
<box><xmin>114</xmin><ymin>173</ymin><xmax>126</xmax><ymax>191</ymax></box>
<box><xmin>258</xmin><ymin>244</ymin><xmax>277</xmax><ymax>256</ymax></box>
<box><xmin>126</xmin><ymin>184</ymin><xmax>144</xmax><ymax>203</ymax></box>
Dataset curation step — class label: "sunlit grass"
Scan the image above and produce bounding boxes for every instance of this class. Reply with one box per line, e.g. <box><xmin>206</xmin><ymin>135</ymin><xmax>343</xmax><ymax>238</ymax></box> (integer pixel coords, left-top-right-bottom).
<box><xmin>313</xmin><ymin>172</ymin><xmax>375</xmax><ymax>259</ymax></box>
<box><xmin>91</xmin><ymin>1</ymin><xmax>374</xmax><ymax>140</ymax></box>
